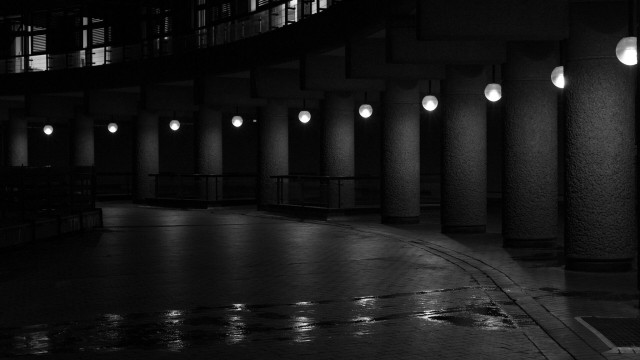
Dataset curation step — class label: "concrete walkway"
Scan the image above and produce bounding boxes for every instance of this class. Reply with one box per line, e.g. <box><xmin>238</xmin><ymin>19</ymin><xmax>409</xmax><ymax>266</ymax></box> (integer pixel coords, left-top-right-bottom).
<box><xmin>0</xmin><ymin>203</ymin><xmax>637</xmax><ymax>359</ymax></box>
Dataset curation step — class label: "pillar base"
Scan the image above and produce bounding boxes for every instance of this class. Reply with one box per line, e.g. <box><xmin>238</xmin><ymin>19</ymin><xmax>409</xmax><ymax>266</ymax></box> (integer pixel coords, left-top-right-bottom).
<box><xmin>503</xmin><ymin>237</ymin><xmax>557</xmax><ymax>249</ymax></box>
<box><xmin>442</xmin><ymin>225</ymin><xmax>486</xmax><ymax>234</ymax></box>
<box><xmin>382</xmin><ymin>216</ymin><xmax>420</xmax><ymax>224</ymax></box>
<box><xmin>565</xmin><ymin>257</ymin><xmax>633</xmax><ymax>272</ymax></box>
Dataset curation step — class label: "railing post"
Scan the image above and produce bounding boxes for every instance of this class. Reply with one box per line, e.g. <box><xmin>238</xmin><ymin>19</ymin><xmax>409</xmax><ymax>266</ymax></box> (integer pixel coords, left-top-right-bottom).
<box><xmin>154</xmin><ymin>175</ymin><xmax>159</xmax><ymax>198</ymax></box>
<box><xmin>301</xmin><ymin>177</ymin><xmax>305</xmax><ymax>207</ymax></box>
<box><xmin>337</xmin><ymin>178</ymin><xmax>342</xmax><ymax>209</ymax></box>
<box><xmin>215</xmin><ymin>176</ymin><xmax>219</xmax><ymax>201</ymax></box>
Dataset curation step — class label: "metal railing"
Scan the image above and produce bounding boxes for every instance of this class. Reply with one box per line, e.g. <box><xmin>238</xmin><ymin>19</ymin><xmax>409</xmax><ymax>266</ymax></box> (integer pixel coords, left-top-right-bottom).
<box><xmin>149</xmin><ymin>173</ymin><xmax>257</xmax><ymax>202</ymax></box>
<box><xmin>95</xmin><ymin>172</ymin><xmax>133</xmax><ymax>199</ymax></box>
<box><xmin>271</xmin><ymin>173</ymin><xmax>442</xmax><ymax>209</ymax></box>
<box><xmin>0</xmin><ymin>0</ymin><xmax>343</xmax><ymax>75</ymax></box>
<box><xmin>0</xmin><ymin>166</ymin><xmax>97</xmax><ymax>223</ymax></box>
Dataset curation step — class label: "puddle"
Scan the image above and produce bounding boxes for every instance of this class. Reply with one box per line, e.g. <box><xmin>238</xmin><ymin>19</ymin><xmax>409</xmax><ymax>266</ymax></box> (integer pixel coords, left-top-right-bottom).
<box><xmin>0</xmin><ymin>288</ymin><xmax>518</xmax><ymax>356</ymax></box>
<box><xmin>537</xmin><ymin>288</ymin><xmax>638</xmax><ymax>301</ymax></box>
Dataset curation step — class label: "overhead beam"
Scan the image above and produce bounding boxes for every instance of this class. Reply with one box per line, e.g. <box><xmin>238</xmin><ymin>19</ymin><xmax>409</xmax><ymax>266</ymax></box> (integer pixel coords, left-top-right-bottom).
<box><xmin>302</xmin><ymin>54</ymin><xmax>384</xmax><ymax>92</ymax></box>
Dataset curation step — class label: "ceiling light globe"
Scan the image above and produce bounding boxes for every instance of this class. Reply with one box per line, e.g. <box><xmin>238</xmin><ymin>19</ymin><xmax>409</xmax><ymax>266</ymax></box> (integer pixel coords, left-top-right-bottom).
<box><xmin>422</xmin><ymin>95</ymin><xmax>438</xmax><ymax>111</ymax></box>
<box><xmin>484</xmin><ymin>83</ymin><xmax>502</xmax><ymax>102</ymax></box>
<box><xmin>43</xmin><ymin>125</ymin><xmax>53</xmax><ymax>135</ymax></box>
<box><xmin>232</xmin><ymin>115</ymin><xmax>243</xmax><ymax>128</ymax></box>
<box><xmin>616</xmin><ymin>36</ymin><xmax>637</xmax><ymax>66</ymax></box>
<box><xmin>107</xmin><ymin>122</ymin><xmax>118</xmax><ymax>133</ymax></box>
<box><xmin>169</xmin><ymin>120</ymin><xmax>180</xmax><ymax>131</ymax></box>
<box><xmin>359</xmin><ymin>104</ymin><xmax>373</xmax><ymax>119</ymax></box>
<box><xmin>550</xmin><ymin>66</ymin><xmax>565</xmax><ymax>88</ymax></box>
<box><xmin>298</xmin><ymin>110</ymin><xmax>311</xmax><ymax>124</ymax></box>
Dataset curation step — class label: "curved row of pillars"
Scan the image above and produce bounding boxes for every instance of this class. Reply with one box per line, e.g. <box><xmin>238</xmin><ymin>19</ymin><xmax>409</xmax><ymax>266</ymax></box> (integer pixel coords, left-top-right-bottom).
<box><xmin>3</xmin><ymin>1</ymin><xmax>637</xmax><ymax>272</ymax></box>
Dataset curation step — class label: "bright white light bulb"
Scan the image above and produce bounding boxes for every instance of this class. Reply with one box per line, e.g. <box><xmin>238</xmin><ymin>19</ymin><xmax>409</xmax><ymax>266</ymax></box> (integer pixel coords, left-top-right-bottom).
<box><xmin>232</xmin><ymin>115</ymin><xmax>243</xmax><ymax>128</ymax></box>
<box><xmin>169</xmin><ymin>120</ymin><xmax>180</xmax><ymax>131</ymax></box>
<box><xmin>484</xmin><ymin>83</ymin><xmax>502</xmax><ymax>102</ymax></box>
<box><xmin>43</xmin><ymin>125</ymin><xmax>53</xmax><ymax>135</ymax></box>
<box><xmin>107</xmin><ymin>122</ymin><xmax>118</xmax><ymax>133</ymax></box>
<box><xmin>298</xmin><ymin>110</ymin><xmax>311</xmax><ymax>124</ymax></box>
<box><xmin>422</xmin><ymin>95</ymin><xmax>438</xmax><ymax>111</ymax></box>
<box><xmin>616</xmin><ymin>36</ymin><xmax>637</xmax><ymax>66</ymax></box>
<box><xmin>550</xmin><ymin>66</ymin><xmax>565</xmax><ymax>89</ymax></box>
<box><xmin>359</xmin><ymin>104</ymin><xmax>373</xmax><ymax>118</ymax></box>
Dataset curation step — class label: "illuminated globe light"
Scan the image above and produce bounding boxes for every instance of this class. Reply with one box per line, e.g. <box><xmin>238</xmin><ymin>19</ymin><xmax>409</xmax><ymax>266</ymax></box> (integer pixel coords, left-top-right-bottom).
<box><xmin>422</xmin><ymin>95</ymin><xmax>439</xmax><ymax>112</ymax></box>
<box><xmin>484</xmin><ymin>83</ymin><xmax>502</xmax><ymax>102</ymax></box>
<box><xmin>43</xmin><ymin>124</ymin><xmax>53</xmax><ymax>135</ymax></box>
<box><xmin>107</xmin><ymin>122</ymin><xmax>118</xmax><ymax>133</ymax></box>
<box><xmin>169</xmin><ymin>119</ymin><xmax>180</xmax><ymax>131</ymax></box>
<box><xmin>550</xmin><ymin>66</ymin><xmax>565</xmax><ymax>89</ymax></box>
<box><xmin>616</xmin><ymin>36</ymin><xmax>637</xmax><ymax>65</ymax></box>
<box><xmin>298</xmin><ymin>110</ymin><xmax>311</xmax><ymax>124</ymax></box>
<box><xmin>359</xmin><ymin>104</ymin><xmax>373</xmax><ymax>119</ymax></box>
<box><xmin>232</xmin><ymin>115</ymin><xmax>243</xmax><ymax>128</ymax></box>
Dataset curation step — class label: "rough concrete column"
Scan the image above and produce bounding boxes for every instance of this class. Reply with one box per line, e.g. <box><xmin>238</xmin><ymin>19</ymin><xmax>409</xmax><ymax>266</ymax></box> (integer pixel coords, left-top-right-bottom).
<box><xmin>7</xmin><ymin>114</ymin><xmax>28</xmax><ymax>166</ymax></box>
<box><xmin>72</xmin><ymin>114</ymin><xmax>94</xmax><ymax>167</ymax></box>
<box><xmin>322</xmin><ymin>91</ymin><xmax>355</xmax><ymax>208</ymax></box>
<box><xmin>134</xmin><ymin>109</ymin><xmax>159</xmax><ymax>203</ymax></box>
<box><xmin>258</xmin><ymin>99</ymin><xmax>288</xmax><ymax>209</ymax></box>
<box><xmin>502</xmin><ymin>42</ymin><xmax>559</xmax><ymax>248</ymax></box>
<box><xmin>382</xmin><ymin>80</ymin><xmax>420</xmax><ymax>224</ymax></box>
<box><xmin>442</xmin><ymin>65</ymin><xmax>488</xmax><ymax>233</ymax></box>
<box><xmin>196</xmin><ymin>106</ymin><xmax>223</xmax><ymax>201</ymax></box>
<box><xmin>564</xmin><ymin>1</ymin><xmax>636</xmax><ymax>271</ymax></box>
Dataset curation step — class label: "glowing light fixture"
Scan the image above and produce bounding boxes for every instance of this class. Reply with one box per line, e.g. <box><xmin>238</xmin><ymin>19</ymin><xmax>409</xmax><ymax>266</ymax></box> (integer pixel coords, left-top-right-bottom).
<box><xmin>232</xmin><ymin>115</ymin><xmax>243</xmax><ymax>128</ymax></box>
<box><xmin>169</xmin><ymin>119</ymin><xmax>180</xmax><ymax>131</ymax></box>
<box><xmin>298</xmin><ymin>110</ymin><xmax>311</xmax><ymax>123</ymax></box>
<box><xmin>298</xmin><ymin>99</ymin><xmax>311</xmax><ymax>123</ymax></box>
<box><xmin>43</xmin><ymin>124</ymin><xmax>53</xmax><ymax>135</ymax></box>
<box><xmin>616</xmin><ymin>36</ymin><xmax>637</xmax><ymax>65</ymax></box>
<box><xmin>422</xmin><ymin>80</ymin><xmax>438</xmax><ymax>111</ymax></box>
<box><xmin>550</xmin><ymin>66</ymin><xmax>565</xmax><ymax>88</ymax></box>
<box><xmin>108</xmin><ymin>122</ymin><xmax>118</xmax><ymax>133</ymax></box>
<box><xmin>359</xmin><ymin>92</ymin><xmax>373</xmax><ymax>118</ymax></box>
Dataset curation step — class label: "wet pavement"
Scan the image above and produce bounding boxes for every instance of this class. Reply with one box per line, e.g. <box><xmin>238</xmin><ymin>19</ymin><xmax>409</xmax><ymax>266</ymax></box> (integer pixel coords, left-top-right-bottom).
<box><xmin>0</xmin><ymin>203</ymin><xmax>637</xmax><ymax>359</ymax></box>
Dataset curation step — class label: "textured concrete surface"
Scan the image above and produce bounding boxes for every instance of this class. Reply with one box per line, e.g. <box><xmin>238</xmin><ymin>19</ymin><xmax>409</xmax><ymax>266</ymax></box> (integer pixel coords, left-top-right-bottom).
<box><xmin>442</xmin><ymin>65</ymin><xmax>488</xmax><ymax>233</ymax></box>
<box><xmin>72</xmin><ymin>114</ymin><xmax>95</xmax><ymax>167</ymax></box>
<box><xmin>7</xmin><ymin>115</ymin><xmax>28</xmax><ymax>166</ymax></box>
<box><xmin>0</xmin><ymin>203</ymin><xmax>636</xmax><ymax>359</ymax></box>
<box><xmin>134</xmin><ymin>110</ymin><xmax>159</xmax><ymax>202</ymax></box>
<box><xmin>502</xmin><ymin>42</ymin><xmax>558</xmax><ymax>246</ymax></box>
<box><xmin>381</xmin><ymin>80</ymin><xmax>420</xmax><ymax>223</ymax></box>
<box><xmin>258</xmin><ymin>99</ymin><xmax>288</xmax><ymax>207</ymax></box>
<box><xmin>564</xmin><ymin>1</ymin><xmax>636</xmax><ymax>270</ymax></box>
<box><xmin>196</xmin><ymin>106</ymin><xmax>223</xmax><ymax>200</ymax></box>
<box><xmin>322</xmin><ymin>92</ymin><xmax>355</xmax><ymax>208</ymax></box>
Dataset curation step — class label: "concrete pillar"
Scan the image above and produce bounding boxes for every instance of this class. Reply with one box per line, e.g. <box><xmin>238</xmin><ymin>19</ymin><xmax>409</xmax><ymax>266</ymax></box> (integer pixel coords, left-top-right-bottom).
<box><xmin>322</xmin><ymin>91</ymin><xmax>355</xmax><ymax>208</ymax></box>
<box><xmin>71</xmin><ymin>114</ymin><xmax>94</xmax><ymax>167</ymax></box>
<box><xmin>258</xmin><ymin>99</ymin><xmax>288</xmax><ymax>208</ymax></box>
<box><xmin>134</xmin><ymin>109</ymin><xmax>159</xmax><ymax>203</ymax></box>
<box><xmin>442</xmin><ymin>65</ymin><xmax>488</xmax><ymax>233</ymax></box>
<box><xmin>7</xmin><ymin>114</ymin><xmax>28</xmax><ymax>166</ymax></box>
<box><xmin>381</xmin><ymin>80</ymin><xmax>420</xmax><ymax>224</ymax></box>
<box><xmin>564</xmin><ymin>1</ymin><xmax>636</xmax><ymax>271</ymax></box>
<box><xmin>502</xmin><ymin>42</ymin><xmax>558</xmax><ymax>248</ymax></box>
<box><xmin>195</xmin><ymin>106</ymin><xmax>223</xmax><ymax>201</ymax></box>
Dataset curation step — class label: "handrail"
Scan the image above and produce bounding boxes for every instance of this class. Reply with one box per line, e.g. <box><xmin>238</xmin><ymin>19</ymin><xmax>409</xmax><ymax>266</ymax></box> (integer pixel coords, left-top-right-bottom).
<box><xmin>149</xmin><ymin>173</ymin><xmax>257</xmax><ymax>202</ymax></box>
<box><xmin>0</xmin><ymin>0</ymin><xmax>344</xmax><ymax>75</ymax></box>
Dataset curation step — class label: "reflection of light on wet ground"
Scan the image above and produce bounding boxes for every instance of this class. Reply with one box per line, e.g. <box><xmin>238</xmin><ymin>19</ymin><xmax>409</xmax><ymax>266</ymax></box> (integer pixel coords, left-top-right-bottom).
<box><xmin>226</xmin><ymin>314</ymin><xmax>246</xmax><ymax>344</ymax></box>
<box><xmin>0</xmin><ymin>288</ymin><xmax>518</xmax><ymax>356</ymax></box>
<box><xmin>292</xmin><ymin>316</ymin><xmax>314</xmax><ymax>343</ymax></box>
<box><xmin>12</xmin><ymin>329</ymin><xmax>50</xmax><ymax>355</ymax></box>
<box><xmin>163</xmin><ymin>310</ymin><xmax>184</xmax><ymax>351</ymax></box>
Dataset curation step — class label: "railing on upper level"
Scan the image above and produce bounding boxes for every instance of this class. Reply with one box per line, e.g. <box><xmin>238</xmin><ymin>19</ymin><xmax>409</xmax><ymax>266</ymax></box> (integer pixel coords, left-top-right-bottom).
<box><xmin>0</xmin><ymin>0</ymin><xmax>344</xmax><ymax>75</ymax></box>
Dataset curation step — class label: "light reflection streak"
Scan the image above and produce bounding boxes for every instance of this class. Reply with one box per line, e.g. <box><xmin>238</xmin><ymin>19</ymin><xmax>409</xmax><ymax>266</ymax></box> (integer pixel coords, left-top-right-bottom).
<box><xmin>225</xmin><ymin>314</ymin><xmax>246</xmax><ymax>344</ymax></box>
<box><xmin>163</xmin><ymin>310</ymin><xmax>185</xmax><ymax>351</ymax></box>
<box><xmin>292</xmin><ymin>316</ymin><xmax>314</xmax><ymax>343</ymax></box>
<box><xmin>13</xmin><ymin>330</ymin><xmax>50</xmax><ymax>355</ymax></box>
